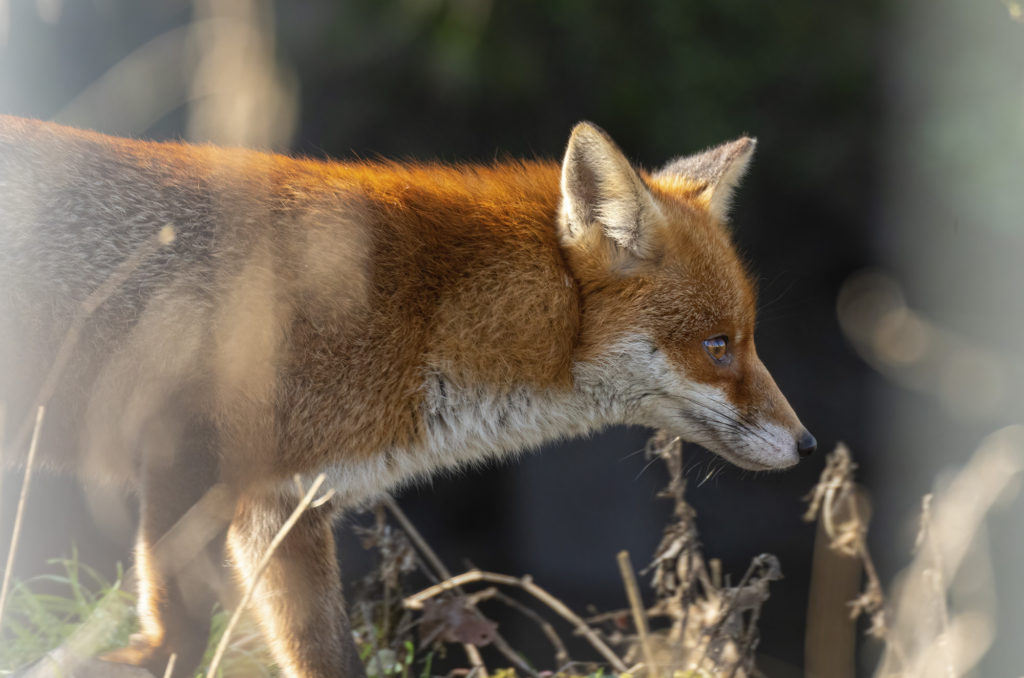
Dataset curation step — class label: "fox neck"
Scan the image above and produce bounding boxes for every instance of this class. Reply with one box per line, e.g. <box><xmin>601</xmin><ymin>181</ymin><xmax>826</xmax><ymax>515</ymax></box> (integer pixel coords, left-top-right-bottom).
<box><xmin>326</xmin><ymin>338</ymin><xmax>651</xmax><ymax>507</ymax></box>
<box><xmin>294</xmin><ymin>161</ymin><xmax>648</xmax><ymax>503</ymax></box>
<box><xmin>417</xmin><ymin>362</ymin><xmax>628</xmax><ymax>458</ymax></box>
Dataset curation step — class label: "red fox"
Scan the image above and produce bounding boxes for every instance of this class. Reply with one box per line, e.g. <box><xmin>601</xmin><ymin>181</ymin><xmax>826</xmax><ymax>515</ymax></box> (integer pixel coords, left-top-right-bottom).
<box><xmin>0</xmin><ymin>116</ymin><xmax>815</xmax><ymax>677</ymax></box>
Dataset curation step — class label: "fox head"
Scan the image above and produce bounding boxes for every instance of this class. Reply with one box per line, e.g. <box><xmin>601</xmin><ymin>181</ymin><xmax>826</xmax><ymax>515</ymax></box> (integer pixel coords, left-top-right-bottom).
<box><xmin>559</xmin><ymin>122</ymin><xmax>815</xmax><ymax>470</ymax></box>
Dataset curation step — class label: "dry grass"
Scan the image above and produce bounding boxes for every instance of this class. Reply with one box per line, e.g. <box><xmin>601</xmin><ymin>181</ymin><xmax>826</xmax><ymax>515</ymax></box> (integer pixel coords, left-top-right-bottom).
<box><xmin>0</xmin><ymin>407</ymin><xmax>45</xmax><ymax>632</ymax></box>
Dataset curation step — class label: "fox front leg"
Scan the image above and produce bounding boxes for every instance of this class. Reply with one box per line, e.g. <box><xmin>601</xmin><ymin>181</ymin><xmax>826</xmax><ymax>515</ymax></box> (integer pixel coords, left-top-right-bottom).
<box><xmin>227</xmin><ymin>489</ymin><xmax>366</xmax><ymax>678</ymax></box>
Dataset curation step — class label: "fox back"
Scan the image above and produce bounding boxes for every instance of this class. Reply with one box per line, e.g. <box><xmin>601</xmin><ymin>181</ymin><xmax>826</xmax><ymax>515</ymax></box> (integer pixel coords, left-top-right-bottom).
<box><xmin>0</xmin><ymin>116</ymin><xmax>814</xmax><ymax>678</ymax></box>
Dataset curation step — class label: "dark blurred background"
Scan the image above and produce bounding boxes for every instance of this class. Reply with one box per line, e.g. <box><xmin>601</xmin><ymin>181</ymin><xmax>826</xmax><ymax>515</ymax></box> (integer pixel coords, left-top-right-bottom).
<box><xmin>2</xmin><ymin>1</ymin><xmax>1023</xmax><ymax>676</ymax></box>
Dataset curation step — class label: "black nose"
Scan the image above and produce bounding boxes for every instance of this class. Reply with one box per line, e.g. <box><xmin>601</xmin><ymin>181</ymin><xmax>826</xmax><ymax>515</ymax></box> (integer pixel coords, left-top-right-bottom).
<box><xmin>797</xmin><ymin>430</ymin><xmax>817</xmax><ymax>458</ymax></box>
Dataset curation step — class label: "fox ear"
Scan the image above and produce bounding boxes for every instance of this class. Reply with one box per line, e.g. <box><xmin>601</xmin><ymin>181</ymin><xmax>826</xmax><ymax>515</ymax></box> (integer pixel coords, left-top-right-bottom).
<box><xmin>654</xmin><ymin>137</ymin><xmax>756</xmax><ymax>220</ymax></box>
<box><xmin>560</xmin><ymin>122</ymin><xmax>662</xmax><ymax>262</ymax></box>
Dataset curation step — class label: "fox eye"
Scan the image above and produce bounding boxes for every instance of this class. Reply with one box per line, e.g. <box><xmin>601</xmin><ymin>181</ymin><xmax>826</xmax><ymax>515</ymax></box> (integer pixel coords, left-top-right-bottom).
<box><xmin>703</xmin><ymin>336</ymin><xmax>730</xmax><ymax>365</ymax></box>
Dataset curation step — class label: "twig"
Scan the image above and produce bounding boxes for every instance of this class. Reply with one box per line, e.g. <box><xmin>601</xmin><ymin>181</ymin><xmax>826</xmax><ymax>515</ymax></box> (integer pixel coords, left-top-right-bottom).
<box><xmin>147</xmin><ymin>483</ymin><xmax>237</xmax><ymax>588</ymax></box>
<box><xmin>491</xmin><ymin>590</ymin><xmax>571</xmax><ymax>668</ymax></box>
<box><xmin>205</xmin><ymin>473</ymin><xmax>330</xmax><ymax>678</ymax></box>
<box><xmin>404</xmin><ymin>569</ymin><xmax>628</xmax><ymax>673</ymax></box>
<box><xmin>0</xmin><ymin>405</ymin><xmax>45</xmax><ymax>630</ymax></box>
<box><xmin>383</xmin><ymin>495</ymin><xmax>452</xmax><ymax>580</ymax></box>
<box><xmin>490</xmin><ymin>631</ymin><xmax>539</xmax><ymax>678</ymax></box>
<box><xmin>162</xmin><ymin>652</ymin><xmax>177</xmax><ymax>678</ymax></box>
<box><xmin>0</xmin><ymin>401</ymin><xmax>5</xmax><ymax>570</ymax></box>
<box><xmin>462</xmin><ymin>644</ymin><xmax>488</xmax><ymax>678</ymax></box>
<box><xmin>585</xmin><ymin>604</ymin><xmax>672</xmax><ymax>626</ymax></box>
<box><xmin>463</xmin><ymin>586</ymin><xmax>499</xmax><ymax>607</ymax></box>
<box><xmin>617</xmin><ymin>550</ymin><xmax>658</xmax><ymax>676</ymax></box>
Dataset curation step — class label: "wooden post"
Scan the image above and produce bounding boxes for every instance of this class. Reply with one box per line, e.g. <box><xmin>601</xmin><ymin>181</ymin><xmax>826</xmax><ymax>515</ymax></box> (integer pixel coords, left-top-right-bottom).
<box><xmin>804</xmin><ymin>487</ymin><xmax>870</xmax><ymax>678</ymax></box>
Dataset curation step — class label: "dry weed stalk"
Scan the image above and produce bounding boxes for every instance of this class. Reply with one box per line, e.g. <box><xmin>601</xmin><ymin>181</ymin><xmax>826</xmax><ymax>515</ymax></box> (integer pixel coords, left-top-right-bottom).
<box><xmin>0</xmin><ymin>401</ymin><xmax>5</xmax><ymax>592</ymax></box>
<box><xmin>617</xmin><ymin>551</ymin><xmax>657</xmax><ymax>675</ymax></box>
<box><xmin>803</xmin><ymin>444</ymin><xmax>888</xmax><ymax>640</ymax></box>
<box><xmin>161</xmin><ymin>652</ymin><xmax>177</xmax><ymax>678</ymax></box>
<box><xmin>0</xmin><ymin>406</ymin><xmax>46</xmax><ymax>631</ymax></box>
<box><xmin>618</xmin><ymin>432</ymin><xmax>779</xmax><ymax>678</ymax></box>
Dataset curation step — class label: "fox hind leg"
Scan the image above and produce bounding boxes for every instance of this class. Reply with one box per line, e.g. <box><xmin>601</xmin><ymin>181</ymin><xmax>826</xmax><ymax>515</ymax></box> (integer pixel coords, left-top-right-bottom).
<box><xmin>103</xmin><ymin>419</ymin><xmax>225</xmax><ymax>678</ymax></box>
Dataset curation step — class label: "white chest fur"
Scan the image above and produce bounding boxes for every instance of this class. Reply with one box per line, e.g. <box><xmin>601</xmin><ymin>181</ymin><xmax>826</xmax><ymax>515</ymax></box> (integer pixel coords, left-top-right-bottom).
<box><xmin>322</xmin><ymin>374</ymin><xmax>604</xmax><ymax>506</ymax></box>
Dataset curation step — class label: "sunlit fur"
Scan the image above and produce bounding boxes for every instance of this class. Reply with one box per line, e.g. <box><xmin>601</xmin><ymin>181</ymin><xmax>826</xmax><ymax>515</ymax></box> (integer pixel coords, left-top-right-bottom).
<box><xmin>0</xmin><ymin>116</ymin><xmax>809</xmax><ymax>678</ymax></box>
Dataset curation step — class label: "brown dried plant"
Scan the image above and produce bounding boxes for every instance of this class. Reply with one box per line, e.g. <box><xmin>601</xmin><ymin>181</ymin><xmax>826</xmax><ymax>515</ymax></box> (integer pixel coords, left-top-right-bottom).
<box><xmin>625</xmin><ymin>431</ymin><xmax>781</xmax><ymax>678</ymax></box>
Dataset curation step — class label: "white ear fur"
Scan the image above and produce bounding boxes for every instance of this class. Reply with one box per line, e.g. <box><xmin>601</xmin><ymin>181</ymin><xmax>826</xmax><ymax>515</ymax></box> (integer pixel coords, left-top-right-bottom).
<box><xmin>560</xmin><ymin>122</ymin><xmax>662</xmax><ymax>261</ymax></box>
<box><xmin>654</xmin><ymin>137</ymin><xmax>756</xmax><ymax>220</ymax></box>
